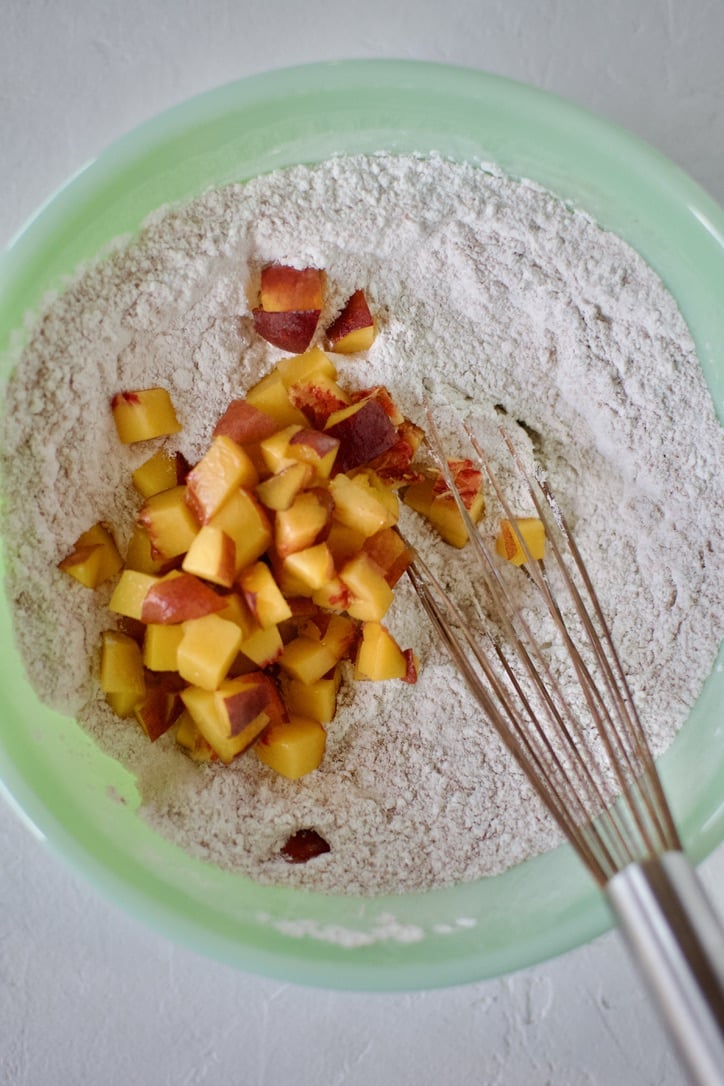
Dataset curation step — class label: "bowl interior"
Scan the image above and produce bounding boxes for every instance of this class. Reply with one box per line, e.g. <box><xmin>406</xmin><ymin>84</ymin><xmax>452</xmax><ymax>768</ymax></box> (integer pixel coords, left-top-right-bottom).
<box><xmin>1</xmin><ymin>60</ymin><xmax>722</xmax><ymax>990</ymax></box>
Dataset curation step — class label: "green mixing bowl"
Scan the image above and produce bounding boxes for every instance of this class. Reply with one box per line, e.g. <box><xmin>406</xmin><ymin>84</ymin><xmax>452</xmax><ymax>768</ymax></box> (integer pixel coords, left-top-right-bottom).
<box><xmin>1</xmin><ymin>60</ymin><xmax>722</xmax><ymax>991</ymax></box>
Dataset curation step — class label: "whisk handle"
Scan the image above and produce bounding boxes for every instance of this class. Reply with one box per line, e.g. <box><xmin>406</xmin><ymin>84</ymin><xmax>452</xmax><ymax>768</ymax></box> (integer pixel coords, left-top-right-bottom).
<box><xmin>606</xmin><ymin>851</ymin><xmax>724</xmax><ymax>1086</ymax></box>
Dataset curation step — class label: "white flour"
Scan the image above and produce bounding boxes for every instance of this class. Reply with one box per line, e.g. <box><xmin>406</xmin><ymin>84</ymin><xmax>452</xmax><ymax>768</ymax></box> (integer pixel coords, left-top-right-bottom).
<box><xmin>1</xmin><ymin>154</ymin><xmax>722</xmax><ymax>894</ymax></box>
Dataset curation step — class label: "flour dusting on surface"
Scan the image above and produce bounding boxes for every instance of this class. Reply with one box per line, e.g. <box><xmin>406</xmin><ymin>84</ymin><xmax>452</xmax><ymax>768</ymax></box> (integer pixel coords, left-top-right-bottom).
<box><xmin>1</xmin><ymin>154</ymin><xmax>722</xmax><ymax>895</ymax></box>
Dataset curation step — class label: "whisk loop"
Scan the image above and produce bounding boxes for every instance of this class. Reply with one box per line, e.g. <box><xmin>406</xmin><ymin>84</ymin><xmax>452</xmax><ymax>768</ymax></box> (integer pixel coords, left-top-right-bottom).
<box><xmin>408</xmin><ymin>403</ymin><xmax>724</xmax><ymax>1086</ymax></box>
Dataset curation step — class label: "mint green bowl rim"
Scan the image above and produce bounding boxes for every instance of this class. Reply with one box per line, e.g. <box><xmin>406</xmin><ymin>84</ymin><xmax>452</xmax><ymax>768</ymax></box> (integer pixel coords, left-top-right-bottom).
<box><xmin>0</xmin><ymin>60</ymin><xmax>722</xmax><ymax>991</ymax></box>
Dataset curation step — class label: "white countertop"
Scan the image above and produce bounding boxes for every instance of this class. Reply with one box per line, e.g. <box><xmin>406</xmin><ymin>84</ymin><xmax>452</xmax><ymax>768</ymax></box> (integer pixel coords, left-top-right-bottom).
<box><xmin>2</xmin><ymin>2</ymin><xmax>723</xmax><ymax>1083</ymax></box>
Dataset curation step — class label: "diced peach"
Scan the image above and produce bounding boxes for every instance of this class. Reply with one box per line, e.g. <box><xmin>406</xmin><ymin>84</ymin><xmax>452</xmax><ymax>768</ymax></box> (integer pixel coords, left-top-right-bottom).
<box><xmin>135</xmin><ymin>685</ymin><xmax>182</xmax><ymax>742</ymax></box>
<box><xmin>208</xmin><ymin>488</ymin><xmax>272</xmax><ymax>573</ymax></box>
<box><xmin>239</xmin><ymin>562</ymin><xmax>292</xmax><ymax>629</ymax></box>
<box><xmin>216</xmin><ymin>675</ymin><xmax>275</xmax><ymax>749</ymax></box>
<box><xmin>176</xmin><ymin>613</ymin><xmax>243</xmax><ymax>690</ymax></box>
<box><xmin>58</xmin><ymin>523</ymin><xmax>123</xmax><ymax>588</ymax></box>
<box><xmin>287</xmin><ymin>373</ymin><xmax>351</xmax><ymax>429</ymax></box>
<box><xmin>495</xmin><ymin>517</ymin><xmax>546</xmax><ymax>565</ymax></box>
<box><xmin>354</xmin><ymin>385</ymin><xmax>404</xmax><ymax>426</ymax></box>
<box><xmin>278</xmin><ymin>636</ymin><xmax>339</xmax><ymax>685</ymax></box>
<box><xmin>124</xmin><ymin>524</ymin><xmax>169</xmax><ymax>575</ymax></box>
<box><xmin>254</xmin><ymin>462</ymin><xmax>313</xmax><ymax>512</ymax></box>
<box><xmin>405</xmin><ymin>463</ymin><xmax>484</xmax><ymax>548</ymax></box>
<box><xmin>311</xmin><ymin>576</ymin><xmax>351</xmax><ymax>612</ymax></box>
<box><xmin>259</xmin><ymin>265</ymin><xmax>325</xmax><ymax>312</ymax></box>
<box><xmin>319</xmin><ymin>614</ymin><xmax>358</xmax><ymax>660</ymax></box>
<box><xmin>245</xmin><ymin>369</ymin><xmax>308</xmax><ymax>428</ymax></box>
<box><xmin>58</xmin><ymin>544</ymin><xmax>110</xmax><ymax>589</ymax></box>
<box><xmin>137</xmin><ymin>485</ymin><xmax>199</xmax><ymax>559</ymax></box>
<box><xmin>212</xmin><ymin>400</ymin><xmax>279</xmax><ymax>445</ymax></box>
<box><xmin>325</xmin><ymin>521</ymin><xmax>368</xmax><ymax>566</ymax></box>
<box><xmin>426</xmin><ymin>495</ymin><xmax>479</xmax><ymax>548</ymax></box>
<box><xmin>275</xmin><ymin>488</ymin><xmax>333</xmax><ymax>558</ymax></box>
<box><xmin>339</xmin><ymin>553</ymin><xmax>394</xmax><ymax>622</ymax></box>
<box><xmin>99</xmin><ymin>630</ymin><xmax>146</xmax><ymax>699</ymax></box>
<box><xmin>140</xmin><ymin>572</ymin><xmax>226</xmax><ymax>625</ymax></box>
<box><xmin>275</xmin><ymin>347</ymin><xmax>336</xmax><ymax>389</ymax></box>
<box><xmin>324</xmin><ymin>396</ymin><xmax>399</xmax><ymax>473</ymax></box>
<box><xmin>354</xmin><ymin>622</ymin><xmax>408</xmax><ymax>681</ymax></box>
<box><xmin>287</xmin><ymin>428</ymin><xmax>339</xmax><ymax>480</ymax></box>
<box><xmin>362</xmin><ymin>528</ymin><xmax>413</xmax><ymax>586</ymax></box>
<box><xmin>281</xmin><ymin>543</ymin><xmax>335</xmax><ymax>594</ymax></box>
<box><xmin>256</xmin><ymin>715</ymin><xmax>326</xmax><ymax>780</ymax></box>
<box><xmin>326</xmin><ymin>289</ymin><xmax>376</xmax><ymax>354</ymax></box>
<box><xmin>181</xmin><ymin>681</ymin><xmax>268</xmax><ymax>764</ymax></box>
<box><xmin>239</xmin><ymin>623</ymin><xmax>284</xmax><ymax>668</ymax></box>
<box><xmin>185</xmin><ymin>436</ymin><xmax>258</xmax><ymax>523</ymax></box>
<box><xmin>109</xmin><ymin>570</ymin><xmax>162</xmax><ymax>621</ymax></box>
<box><xmin>282</xmin><ymin>667</ymin><xmax>341</xmax><ymax>724</ymax></box>
<box><xmin>215</xmin><ymin>593</ymin><xmax>257</xmax><ymax>639</ymax></box>
<box><xmin>252</xmin><ymin>309</ymin><xmax>320</xmax><ymax>353</ymax></box>
<box><xmin>132</xmin><ymin>450</ymin><xmax>186</xmax><ymax>498</ymax></box>
<box><xmin>175</xmin><ymin>710</ymin><xmax>217</xmax><ymax>762</ymax></box>
<box><xmin>402</xmin><ymin>475</ymin><xmax>435</xmax><ymax>519</ymax></box>
<box><xmin>182</xmin><ymin>525</ymin><xmax>236</xmax><ymax>588</ymax></box>
<box><xmin>259</xmin><ymin>424</ymin><xmax>303</xmax><ymax>474</ymax></box>
<box><xmin>142</xmin><ymin>623</ymin><xmax>185</xmax><ymax>671</ymax></box>
<box><xmin>111</xmin><ymin>388</ymin><xmax>181</xmax><ymax>444</ymax></box>
<box><xmin>329</xmin><ymin>472</ymin><xmax>397</xmax><ymax>537</ymax></box>
<box><xmin>368</xmin><ymin>421</ymin><xmax>425</xmax><ymax>488</ymax></box>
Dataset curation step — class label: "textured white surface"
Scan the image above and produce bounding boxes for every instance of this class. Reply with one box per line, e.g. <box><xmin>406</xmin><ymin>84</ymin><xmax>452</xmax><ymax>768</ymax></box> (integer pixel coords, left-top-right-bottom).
<box><xmin>1</xmin><ymin>1</ymin><xmax>723</xmax><ymax>1083</ymax></box>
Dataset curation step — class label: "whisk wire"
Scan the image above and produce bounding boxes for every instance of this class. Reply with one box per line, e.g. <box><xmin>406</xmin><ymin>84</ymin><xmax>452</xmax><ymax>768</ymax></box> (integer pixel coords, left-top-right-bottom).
<box><xmin>412</xmin><ymin>403</ymin><xmax>724</xmax><ymax>1085</ymax></box>
<box><xmin>419</xmin><ymin>404</ymin><xmax>680</xmax><ymax>882</ymax></box>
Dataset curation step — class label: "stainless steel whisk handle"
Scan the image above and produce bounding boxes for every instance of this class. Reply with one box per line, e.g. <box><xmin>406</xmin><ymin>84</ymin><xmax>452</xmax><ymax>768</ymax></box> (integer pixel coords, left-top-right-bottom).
<box><xmin>606</xmin><ymin>851</ymin><xmax>724</xmax><ymax>1086</ymax></box>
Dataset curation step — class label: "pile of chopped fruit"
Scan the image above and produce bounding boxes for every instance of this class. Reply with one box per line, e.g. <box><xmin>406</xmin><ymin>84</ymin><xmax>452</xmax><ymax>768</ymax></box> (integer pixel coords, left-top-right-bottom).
<box><xmin>58</xmin><ymin>264</ymin><xmax>544</xmax><ymax>782</ymax></box>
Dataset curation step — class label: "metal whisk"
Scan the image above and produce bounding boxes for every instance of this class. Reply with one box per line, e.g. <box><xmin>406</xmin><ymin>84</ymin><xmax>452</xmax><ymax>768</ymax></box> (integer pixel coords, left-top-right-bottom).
<box><xmin>408</xmin><ymin>407</ymin><xmax>724</xmax><ymax>1086</ymax></box>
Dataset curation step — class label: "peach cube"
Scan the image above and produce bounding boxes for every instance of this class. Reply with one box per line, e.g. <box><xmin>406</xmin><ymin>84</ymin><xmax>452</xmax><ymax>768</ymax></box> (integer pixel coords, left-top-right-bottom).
<box><xmin>495</xmin><ymin>517</ymin><xmax>546</xmax><ymax>565</ymax></box>
<box><xmin>326</xmin><ymin>289</ymin><xmax>376</xmax><ymax>354</ymax></box>
<box><xmin>275</xmin><ymin>488</ymin><xmax>333</xmax><ymax>558</ymax></box>
<box><xmin>278</xmin><ymin>636</ymin><xmax>338</xmax><ymax>685</ymax></box>
<box><xmin>330</xmin><ymin>472</ymin><xmax>397</xmax><ymax>537</ymax></box>
<box><xmin>281</xmin><ymin>543</ymin><xmax>335</xmax><ymax>593</ymax></box>
<box><xmin>286</xmin><ymin>428</ymin><xmax>339</xmax><ymax>480</ymax></box>
<box><xmin>175</xmin><ymin>711</ymin><xmax>217</xmax><ymax>762</ymax></box>
<box><xmin>354</xmin><ymin>622</ymin><xmax>407</xmax><ymax>681</ymax></box>
<box><xmin>254</xmin><ymin>461</ymin><xmax>312</xmax><ymax>511</ymax></box>
<box><xmin>137</xmin><ymin>485</ymin><xmax>199</xmax><ymax>559</ymax></box>
<box><xmin>99</xmin><ymin>631</ymin><xmax>146</xmax><ymax>697</ymax></box>
<box><xmin>124</xmin><ymin>524</ymin><xmax>168</xmax><ymax>575</ymax></box>
<box><xmin>275</xmin><ymin>346</ymin><xmax>336</xmax><ymax>388</ymax></box>
<box><xmin>111</xmin><ymin>388</ymin><xmax>181</xmax><ymax>444</ymax></box>
<box><xmin>239</xmin><ymin>562</ymin><xmax>292</xmax><ymax>629</ymax></box>
<box><xmin>140</xmin><ymin>571</ymin><xmax>225</xmax><ymax>624</ymax></box>
<box><xmin>143</xmin><ymin>623</ymin><xmax>184</xmax><ymax>672</ymax></box>
<box><xmin>339</xmin><ymin>553</ymin><xmax>394</xmax><ymax>622</ymax></box>
<box><xmin>58</xmin><ymin>523</ymin><xmax>123</xmax><ymax>588</ymax></box>
<box><xmin>259</xmin><ymin>266</ymin><xmax>325</xmax><ymax>313</ymax></box>
<box><xmin>208</xmin><ymin>488</ymin><xmax>272</xmax><ymax>573</ymax></box>
<box><xmin>132</xmin><ymin>449</ymin><xmax>184</xmax><ymax>498</ymax></box>
<box><xmin>185</xmin><ymin>435</ymin><xmax>258</xmax><ymax>523</ymax></box>
<box><xmin>240</xmin><ymin>623</ymin><xmax>284</xmax><ymax>668</ymax></box>
<box><xmin>182</xmin><ymin>525</ymin><xmax>236</xmax><ymax>588</ymax></box>
<box><xmin>283</xmin><ymin>668</ymin><xmax>341</xmax><ymax>724</ymax></box>
<box><xmin>108</xmin><ymin>570</ymin><xmax>161</xmax><ymax>621</ymax></box>
<box><xmin>256</xmin><ymin>715</ymin><xmax>326</xmax><ymax>780</ymax></box>
<box><xmin>259</xmin><ymin>424</ymin><xmax>303</xmax><ymax>474</ymax></box>
<box><xmin>245</xmin><ymin>369</ymin><xmax>308</xmax><ymax>428</ymax></box>
<box><xmin>184</xmin><ymin>672</ymin><xmax>276</xmax><ymax>759</ymax></box>
<box><xmin>177</xmin><ymin>613</ymin><xmax>243</xmax><ymax>690</ymax></box>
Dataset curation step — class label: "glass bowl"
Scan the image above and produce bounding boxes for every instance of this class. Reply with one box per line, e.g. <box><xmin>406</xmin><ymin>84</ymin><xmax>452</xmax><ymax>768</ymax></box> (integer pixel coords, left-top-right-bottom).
<box><xmin>1</xmin><ymin>60</ymin><xmax>722</xmax><ymax>991</ymax></box>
